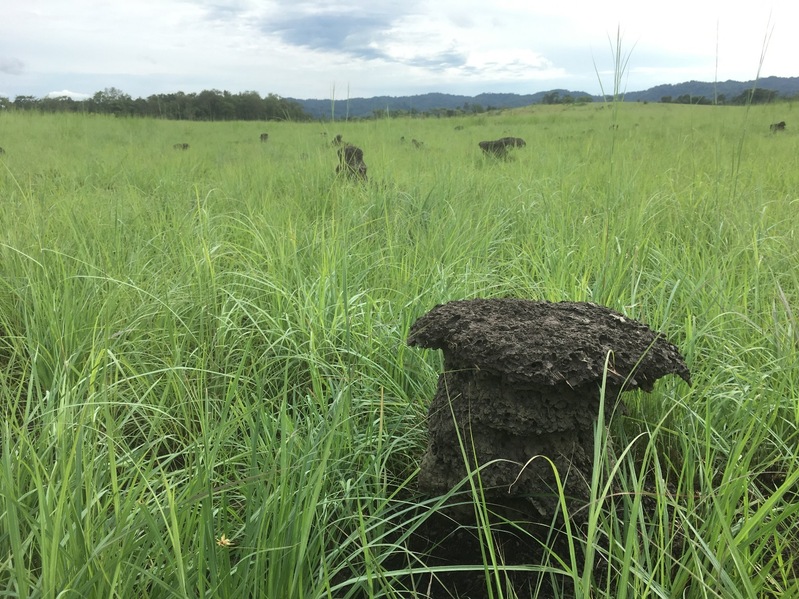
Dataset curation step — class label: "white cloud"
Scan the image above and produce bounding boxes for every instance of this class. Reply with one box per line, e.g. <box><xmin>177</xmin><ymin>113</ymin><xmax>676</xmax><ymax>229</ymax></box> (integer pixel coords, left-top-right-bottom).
<box><xmin>0</xmin><ymin>0</ymin><xmax>796</xmax><ymax>100</ymax></box>
<box><xmin>46</xmin><ymin>90</ymin><xmax>91</xmax><ymax>100</ymax></box>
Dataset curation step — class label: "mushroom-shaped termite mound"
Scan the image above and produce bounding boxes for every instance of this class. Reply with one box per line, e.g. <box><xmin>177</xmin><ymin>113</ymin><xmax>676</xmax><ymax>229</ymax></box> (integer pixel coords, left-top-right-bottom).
<box><xmin>408</xmin><ymin>298</ymin><xmax>691</xmax><ymax>517</ymax></box>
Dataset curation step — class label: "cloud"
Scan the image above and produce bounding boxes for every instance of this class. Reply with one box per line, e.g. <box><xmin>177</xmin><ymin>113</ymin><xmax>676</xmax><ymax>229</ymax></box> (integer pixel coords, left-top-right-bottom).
<box><xmin>0</xmin><ymin>57</ymin><xmax>25</xmax><ymax>75</ymax></box>
<box><xmin>46</xmin><ymin>89</ymin><xmax>91</xmax><ymax>100</ymax></box>
<box><xmin>200</xmin><ymin>1</ymin><xmax>249</xmax><ymax>22</ymax></box>
<box><xmin>404</xmin><ymin>48</ymin><xmax>469</xmax><ymax>70</ymax></box>
<box><xmin>254</xmin><ymin>3</ymin><xmax>568</xmax><ymax>89</ymax></box>
<box><xmin>261</xmin><ymin>11</ymin><xmax>398</xmax><ymax>60</ymax></box>
<box><xmin>1</xmin><ymin>0</ymin><xmax>796</xmax><ymax>101</ymax></box>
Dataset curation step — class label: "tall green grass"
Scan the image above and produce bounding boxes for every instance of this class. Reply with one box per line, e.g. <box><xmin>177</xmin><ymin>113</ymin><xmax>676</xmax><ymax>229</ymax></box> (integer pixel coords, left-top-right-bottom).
<box><xmin>0</xmin><ymin>104</ymin><xmax>797</xmax><ymax>597</ymax></box>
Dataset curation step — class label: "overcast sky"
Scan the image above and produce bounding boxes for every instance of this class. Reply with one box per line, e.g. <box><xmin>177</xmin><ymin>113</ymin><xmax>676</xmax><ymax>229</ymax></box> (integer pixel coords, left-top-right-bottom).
<box><xmin>1</xmin><ymin>1</ymin><xmax>796</xmax><ymax>101</ymax></box>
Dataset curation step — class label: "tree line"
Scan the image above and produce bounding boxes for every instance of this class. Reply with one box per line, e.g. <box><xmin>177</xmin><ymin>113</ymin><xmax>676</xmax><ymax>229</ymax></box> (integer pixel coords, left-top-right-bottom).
<box><xmin>2</xmin><ymin>85</ymin><xmax>792</xmax><ymax>121</ymax></box>
<box><xmin>658</xmin><ymin>87</ymin><xmax>786</xmax><ymax>106</ymax></box>
<box><xmin>1</xmin><ymin>87</ymin><xmax>311</xmax><ymax>121</ymax></box>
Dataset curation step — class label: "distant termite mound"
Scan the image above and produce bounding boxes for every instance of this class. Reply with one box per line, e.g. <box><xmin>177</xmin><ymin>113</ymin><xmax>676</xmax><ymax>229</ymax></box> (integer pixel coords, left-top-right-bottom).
<box><xmin>478</xmin><ymin>136</ymin><xmax>526</xmax><ymax>158</ymax></box>
<box><xmin>336</xmin><ymin>144</ymin><xmax>367</xmax><ymax>181</ymax></box>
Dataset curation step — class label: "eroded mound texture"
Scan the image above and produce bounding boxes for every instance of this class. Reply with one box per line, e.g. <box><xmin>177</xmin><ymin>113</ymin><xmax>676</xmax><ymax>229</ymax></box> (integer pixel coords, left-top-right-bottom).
<box><xmin>409</xmin><ymin>298</ymin><xmax>691</xmax><ymax>515</ymax></box>
<box><xmin>336</xmin><ymin>144</ymin><xmax>368</xmax><ymax>180</ymax></box>
<box><xmin>409</xmin><ymin>299</ymin><xmax>691</xmax><ymax>391</ymax></box>
<box><xmin>405</xmin><ymin>299</ymin><xmax>691</xmax><ymax>597</ymax></box>
<box><xmin>478</xmin><ymin>136</ymin><xmax>526</xmax><ymax>157</ymax></box>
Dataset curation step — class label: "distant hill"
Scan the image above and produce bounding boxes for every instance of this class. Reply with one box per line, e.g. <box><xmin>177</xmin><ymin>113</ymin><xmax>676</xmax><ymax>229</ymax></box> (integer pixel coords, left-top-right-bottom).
<box><xmin>289</xmin><ymin>90</ymin><xmax>592</xmax><ymax>119</ymax></box>
<box><xmin>623</xmin><ymin>76</ymin><xmax>799</xmax><ymax>102</ymax></box>
<box><xmin>290</xmin><ymin>76</ymin><xmax>799</xmax><ymax>119</ymax></box>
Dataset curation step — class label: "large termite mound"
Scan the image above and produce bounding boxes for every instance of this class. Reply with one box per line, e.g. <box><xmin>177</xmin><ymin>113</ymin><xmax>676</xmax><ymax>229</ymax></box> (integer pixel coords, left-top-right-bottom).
<box><xmin>408</xmin><ymin>298</ymin><xmax>691</xmax><ymax>516</ymax></box>
<box><xmin>403</xmin><ymin>298</ymin><xmax>691</xmax><ymax>597</ymax></box>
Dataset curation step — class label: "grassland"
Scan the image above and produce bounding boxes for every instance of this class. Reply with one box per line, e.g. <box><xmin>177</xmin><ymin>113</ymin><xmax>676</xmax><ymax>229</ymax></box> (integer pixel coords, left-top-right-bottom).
<box><xmin>0</xmin><ymin>102</ymin><xmax>798</xmax><ymax>598</ymax></box>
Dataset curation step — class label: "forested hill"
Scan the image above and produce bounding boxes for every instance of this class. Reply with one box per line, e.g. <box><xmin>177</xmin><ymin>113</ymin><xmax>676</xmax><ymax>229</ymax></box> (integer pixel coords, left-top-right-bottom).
<box><xmin>288</xmin><ymin>90</ymin><xmax>592</xmax><ymax>119</ymax></box>
<box><xmin>5</xmin><ymin>76</ymin><xmax>798</xmax><ymax>121</ymax></box>
<box><xmin>292</xmin><ymin>76</ymin><xmax>799</xmax><ymax>118</ymax></box>
<box><xmin>624</xmin><ymin>76</ymin><xmax>799</xmax><ymax>103</ymax></box>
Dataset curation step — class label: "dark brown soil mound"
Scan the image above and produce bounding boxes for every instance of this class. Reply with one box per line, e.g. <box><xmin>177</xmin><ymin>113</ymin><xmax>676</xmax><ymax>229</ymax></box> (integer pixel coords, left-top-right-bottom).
<box><xmin>403</xmin><ymin>298</ymin><xmax>691</xmax><ymax>598</ymax></box>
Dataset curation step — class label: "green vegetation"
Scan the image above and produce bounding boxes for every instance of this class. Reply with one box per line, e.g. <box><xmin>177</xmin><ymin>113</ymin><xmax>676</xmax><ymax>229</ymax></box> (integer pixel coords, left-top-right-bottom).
<box><xmin>6</xmin><ymin>79</ymin><xmax>798</xmax><ymax>121</ymax></box>
<box><xmin>0</xmin><ymin>102</ymin><xmax>797</xmax><ymax>597</ymax></box>
<box><xmin>660</xmin><ymin>87</ymin><xmax>781</xmax><ymax>106</ymax></box>
<box><xmin>6</xmin><ymin>87</ymin><xmax>311</xmax><ymax>121</ymax></box>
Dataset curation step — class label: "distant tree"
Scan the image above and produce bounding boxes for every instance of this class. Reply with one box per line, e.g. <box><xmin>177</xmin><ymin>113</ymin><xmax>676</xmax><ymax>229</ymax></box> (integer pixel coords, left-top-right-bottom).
<box><xmin>669</xmin><ymin>94</ymin><xmax>712</xmax><ymax>105</ymax></box>
<box><xmin>132</xmin><ymin>97</ymin><xmax>148</xmax><ymax>115</ymax></box>
<box><xmin>731</xmin><ymin>87</ymin><xmax>778</xmax><ymax>105</ymax></box>
<box><xmin>160</xmin><ymin>91</ymin><xmax>186</xmax><ymax>119</ymax></box>
<box><xmin>263</xmin><ymin>93</ymin><xmax>309</xmax><ymax>121</ymax></box>
<box><xmin>234</xmin><ymin>91</ymin><xmax>265</xmax><ymax>120</ymax></box>
<box><xmin>40</xmin><ymin>95</ymin><xmax>79</xmax><ymax>113</ymax></box>
<box><xmin>731</xmin><ymin>90</ymin><xmax>749</xmax><ymax>105</ymax></box>
<box><xmin>2</xmin><ymin>88</ymin><xmax>312</xmax><ymax>122</ymax></box>
<box><xmin>754</xmin><ymin>88</ymin><xmax>778</xmax><ymax>104</ymax></box>
<box><xmin>541</xmin><ymin>91</ymin><xmax>560</xmax><ymax>104</ymax></box>
<box><xmin>13</xmin><ymin>95</ymin><xmax>38</xmax><ymax>110</ymax></box>
<box><xmin>661</xmin><ymin>96</ymin><xmax>672</xmax><ymax>103</ymax></box>
<box><xmin>90</xmin><ymin>87</ymin><xmax>133</xmax><ymax>115</ymax></box>
<box><xmin>194</xmin><ymin>89</ymin><xmax>234</xmax><ymax>120</ymax></box>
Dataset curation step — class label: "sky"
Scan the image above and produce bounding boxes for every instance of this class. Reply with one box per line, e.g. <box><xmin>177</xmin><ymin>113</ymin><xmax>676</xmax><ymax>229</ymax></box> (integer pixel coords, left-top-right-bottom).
<box><xmin>1</xmin><ymin>1</ymin><xmax>797</xmax><ymax>102</ymax></box>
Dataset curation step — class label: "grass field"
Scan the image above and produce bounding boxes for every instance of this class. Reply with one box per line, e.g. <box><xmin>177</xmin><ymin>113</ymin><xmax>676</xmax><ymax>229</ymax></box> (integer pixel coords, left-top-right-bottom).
<box><xmin>1</xmin><ymin>103</ymin><xmax>798</xmax><ymax>598</ymax></box>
